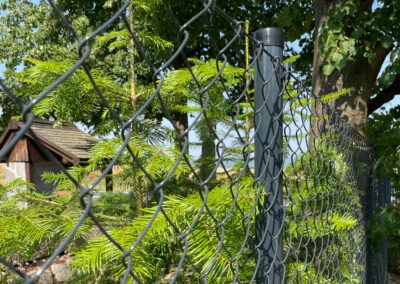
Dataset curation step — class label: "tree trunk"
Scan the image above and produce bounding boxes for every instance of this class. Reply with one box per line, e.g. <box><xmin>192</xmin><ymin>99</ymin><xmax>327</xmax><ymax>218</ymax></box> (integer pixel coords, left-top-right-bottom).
<box><xmin>172</xmin><ymin>108</ymin><xmax>188</xmax><ymax>151</ymax></box>
<box><xmin>312</xmin><ymin>0</ymin><xmax>387</xmax><ymax>137</ymax></box>
<box><xmin>129</xmin><ymin>6</ymin><xmax>138</xmax><ymax>114</ymax></box>
<box><xmin>198</xmin><ymin>121</ymin><xmax>216</xmax><ymax>181</ymax></box>
<box><xmin>171</xmin><ymin>55</ymin><xmax>189</xmax><ymax>151</ymax></box>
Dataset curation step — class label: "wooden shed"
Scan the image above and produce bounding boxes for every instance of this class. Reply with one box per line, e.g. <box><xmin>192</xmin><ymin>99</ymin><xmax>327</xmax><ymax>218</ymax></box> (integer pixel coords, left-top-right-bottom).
<box><xmin>0</xmin><ymin>119</ymin><xmax>96</xmax><ymax>193</ymax></box>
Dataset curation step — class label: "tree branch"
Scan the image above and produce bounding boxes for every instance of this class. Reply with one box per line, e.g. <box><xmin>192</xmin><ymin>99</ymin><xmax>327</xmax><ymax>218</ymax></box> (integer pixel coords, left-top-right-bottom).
<box><xmin>368</xmin><ymin>74</ymin><xmax>400</xmax><ymax>115</ymax></box>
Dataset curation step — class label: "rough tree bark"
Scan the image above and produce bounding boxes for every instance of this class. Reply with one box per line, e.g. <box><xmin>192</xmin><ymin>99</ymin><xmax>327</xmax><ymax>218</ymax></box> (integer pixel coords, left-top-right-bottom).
<box><xmin>312</xmin><ymin>0</ymin><xmax>389</xmax><ymax>137</ymax></box>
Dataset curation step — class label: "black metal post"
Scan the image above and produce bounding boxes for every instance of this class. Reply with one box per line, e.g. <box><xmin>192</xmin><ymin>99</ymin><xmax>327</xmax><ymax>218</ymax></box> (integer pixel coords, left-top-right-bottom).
<box><xmin>254</xmin><ymin>27</ymin><xmax>284</xmax><ymax>284</ymax></box>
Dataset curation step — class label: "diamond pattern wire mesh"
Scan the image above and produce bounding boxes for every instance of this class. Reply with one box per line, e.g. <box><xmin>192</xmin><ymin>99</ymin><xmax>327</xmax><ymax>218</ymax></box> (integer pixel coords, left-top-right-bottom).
<box><xmin>0</xmin><ymin>1</ymin><xmax>390</xmax><ymax>283</ymax></box>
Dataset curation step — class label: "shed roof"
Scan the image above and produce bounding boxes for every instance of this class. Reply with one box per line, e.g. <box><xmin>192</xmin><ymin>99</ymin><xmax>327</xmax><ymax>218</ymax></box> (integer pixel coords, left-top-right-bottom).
<box><xmin>0</xmin><ymin>119</ymin><xmax>97</xmax><ymax>164</ymax></box>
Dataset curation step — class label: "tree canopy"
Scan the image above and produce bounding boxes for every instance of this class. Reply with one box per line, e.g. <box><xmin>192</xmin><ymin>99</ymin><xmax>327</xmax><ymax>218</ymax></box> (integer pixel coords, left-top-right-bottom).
<box><xmin>0</xmin><ymin>0</ymin><xmax>399</xmax><ymax>197</ymax></box>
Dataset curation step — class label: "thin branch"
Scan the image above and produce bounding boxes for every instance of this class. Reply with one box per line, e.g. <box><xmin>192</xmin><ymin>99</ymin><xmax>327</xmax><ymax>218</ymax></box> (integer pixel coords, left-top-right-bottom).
<box><xmin>369</xmin><ymin>74</ymin><xmax>400</xmax><ymax>115</ymax></box>
<box><xmin>17</xmin><ymin>192</ymin><xmax>66</xmax><ymax>208</ymax></box>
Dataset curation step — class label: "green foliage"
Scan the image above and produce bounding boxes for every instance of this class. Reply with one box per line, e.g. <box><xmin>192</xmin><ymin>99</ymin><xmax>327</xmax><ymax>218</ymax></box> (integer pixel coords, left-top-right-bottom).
<box><xmin>97</xmin><ymin>29</ymin><xmax>173</xmax><ymax>53</ymax></box>
<box><xmin>162</xmin><ymin>58</ymin><xmax>244</xmax><ymax>112</ymax></box>
<box><xmin>162</xmin><ymin>58</ymin><xmax>249</xmax><ymax>179</ymax></box>
<box><xmin>1</xmin><ymin>0</ymin><xmax>398</xmax><ymax>282</ymax></box>
<box><xmin>0</xmin><ymin>179</ymin><xmax>91</xmax><ymax>264</ymax></box>
<box><xmin>287</xmin><ymin>86</ymin><xmax>355</xmax><ymax>108</ymax></box>
<box><xmin>369</xmin><ymin>201</ymin><xmax>400</xmax><ymax>274</ymax></box>
<box><xmin>0</xmin><ymin>0</ymin><xmax>174</xmax><ymax>135</ymax></box>
<box><xmin>319</xmin><ymin>0</ymin><xmax>359</xmax><ymax>76</ymax></box>
<box><xmin>368</xmin><ymin>106</ymin><xmax>400</xmax><ymax>194</ymax></box>
<box><xmin>284</xmin><ymin>133</ymin><xmax>364</xmax><ymax>282</ymax></box>
<box><xmin>0</xmin><ymin>136</ymin><xmax>365</xmax><ymax>282</ymax></box>
<box><xmin>319</xmin><ymin>0</ymin><xmax>400</xmax><ymax>76</ymax></box>
<box><xmin>41</xmin><ymin>134</ymin><xmax>195</xmax><ymax>218</ymax></box>
<box><xmin>92</xmin><ymin>191</ymin><xmax>136</xmax><ymax>219</ymax></box>
<box><xmin>86</xmin><ymin>136</ymin><xmax>192</xmax><ymax>193</ymax></box>
<box><xmin>71</xmin><ymin>176</ymin><xmax>257</xmax><ymax>283</ymax></box>
<box><xmin>11</xmin><ymin>58</ymin><xmax>128</xmax><ymax>134</ymax></box>
<box><xmin>66</xmin><ymin>133</ymin><xmax>363</xmax><ymax>283</ymax></box>
<box><xmin>368</xmin><ymin>106</ymin><xmax>400</xmax><ymax>274</ymax></box>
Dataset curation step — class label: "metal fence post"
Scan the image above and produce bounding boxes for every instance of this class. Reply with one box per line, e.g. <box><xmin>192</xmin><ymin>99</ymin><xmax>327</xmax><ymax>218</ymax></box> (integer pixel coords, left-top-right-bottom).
<box><xmin>365</xmin><ymin>152</ymin><xmax>391</xmax><ymax>284</ymax></box>
<box><xmin>254</xmin><ymin>27</ymin><xmax>284</xmax><ymax>284</ymax></box>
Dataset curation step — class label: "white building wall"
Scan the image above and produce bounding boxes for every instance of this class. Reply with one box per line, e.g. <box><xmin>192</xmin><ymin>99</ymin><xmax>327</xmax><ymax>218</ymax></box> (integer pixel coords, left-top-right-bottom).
<box><xmin>6</xmin><ymin>162</ymin><xmax>27</xmax><ymax>182</ymax></box>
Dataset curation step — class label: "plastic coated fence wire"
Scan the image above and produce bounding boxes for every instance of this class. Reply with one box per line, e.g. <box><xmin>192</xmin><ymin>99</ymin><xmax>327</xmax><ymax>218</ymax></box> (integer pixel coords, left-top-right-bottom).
<box><xmin>0</xmin><ymin>0</ymin><xmax>390</xmax><ymax>283</ymax></box>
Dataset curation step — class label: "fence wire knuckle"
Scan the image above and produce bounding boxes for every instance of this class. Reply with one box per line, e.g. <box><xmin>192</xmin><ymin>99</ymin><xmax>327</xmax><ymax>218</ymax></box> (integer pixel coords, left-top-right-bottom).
<box><xmin>0</xmin><ymin>0</ymin><xmax>391</xmax><ymax>283</ymax></box>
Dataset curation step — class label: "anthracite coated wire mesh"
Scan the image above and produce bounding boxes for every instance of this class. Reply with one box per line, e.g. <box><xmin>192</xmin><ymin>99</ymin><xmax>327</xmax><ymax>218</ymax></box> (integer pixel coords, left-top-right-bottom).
<box><xmin>0</xmin><ymin>1</ymin><xmax>391</xmax><ymax>283</ymax></box>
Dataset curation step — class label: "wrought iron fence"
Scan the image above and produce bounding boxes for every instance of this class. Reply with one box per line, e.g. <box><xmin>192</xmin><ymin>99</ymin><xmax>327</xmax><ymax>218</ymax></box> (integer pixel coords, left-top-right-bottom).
<box><xmin>0</xmin><ymin>0</ymin><xmax>391</xmax><ymax>283</ymax></box>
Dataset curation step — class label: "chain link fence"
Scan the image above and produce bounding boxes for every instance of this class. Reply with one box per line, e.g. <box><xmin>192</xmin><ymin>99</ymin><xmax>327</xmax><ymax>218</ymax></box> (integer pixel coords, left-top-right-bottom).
<box><xmin>0</xmin><ymin>0</ymin><xmax>391</xmax><ymax>283</ymax></box>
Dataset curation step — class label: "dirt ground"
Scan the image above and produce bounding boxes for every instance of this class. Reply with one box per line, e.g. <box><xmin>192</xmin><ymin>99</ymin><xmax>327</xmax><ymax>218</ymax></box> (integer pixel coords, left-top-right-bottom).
<box><xmin>388</xmin><ymin>272</ymin><xmax>400</xmax><ymax>284</ymax></box>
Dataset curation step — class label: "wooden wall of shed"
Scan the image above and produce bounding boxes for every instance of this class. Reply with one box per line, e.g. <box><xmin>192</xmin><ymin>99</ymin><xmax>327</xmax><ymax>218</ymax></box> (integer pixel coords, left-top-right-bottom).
<box><xmin>6</xmin><ymin>137</ymin><xmax>49</xmax><ymax>163</ymax></box>
<box><xmin>8</xmin><ymin>137</ymin><xmax>29</xmax><ymax>162</ymax></box>
<box><xmin>27</xmin><ymin>138</ymin><xmax>49</xmax><ymax>163</ymax></box>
